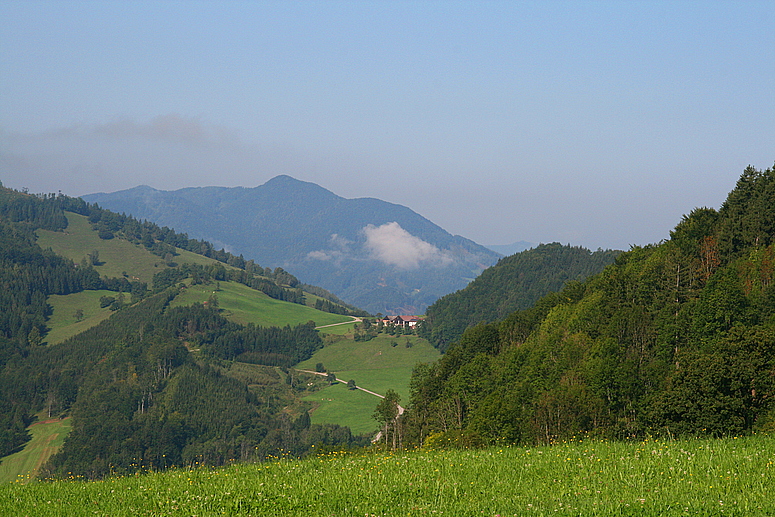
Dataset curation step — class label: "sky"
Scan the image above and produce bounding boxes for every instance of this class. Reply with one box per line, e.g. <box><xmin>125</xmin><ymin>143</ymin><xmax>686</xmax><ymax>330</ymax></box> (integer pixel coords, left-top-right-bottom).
<box><xmin>1</xmin><ymin>1</ymin><xmax>773</xmax><ymax>251</ymax></box>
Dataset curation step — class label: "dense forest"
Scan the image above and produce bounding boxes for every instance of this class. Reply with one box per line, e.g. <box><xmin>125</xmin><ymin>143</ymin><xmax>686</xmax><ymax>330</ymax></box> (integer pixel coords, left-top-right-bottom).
<box><xmin>420</xmin><ymin>243</ymin><xmax>620</xmax><ymax>350</ymax></box>
<box><xmin>0</xmin><ymin>187</ymin><xmax>366</xmax><ymax>478</ymax></box>
<box><xmin>405</xmin><ymin>165</ymin><xmax>775</xmax><ymax>446</ymax></box>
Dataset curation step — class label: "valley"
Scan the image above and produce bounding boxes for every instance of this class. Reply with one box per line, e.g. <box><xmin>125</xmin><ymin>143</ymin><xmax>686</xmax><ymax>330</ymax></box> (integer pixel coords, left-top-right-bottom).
<box><xmin>3</xmin><ymin>2</ymin><xmax>771</xmax><ymax>513</ymax></box>
<box><xmin>1</xmin><ymin>163</ymin><xmax>775</xmax><ymax>516</ymax></box>
<box><xmin>0</xmin><ymin>200</ymin><xmax>432</xmax><ymax>481</ymax></box>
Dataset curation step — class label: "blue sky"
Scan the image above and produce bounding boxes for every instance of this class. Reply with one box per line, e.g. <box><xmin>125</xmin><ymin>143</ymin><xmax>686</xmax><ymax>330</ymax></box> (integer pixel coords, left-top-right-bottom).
<box><xmin>1</xmin><ymin>0</ymin><xmax>773</xmax><ymax>250</ymax></box>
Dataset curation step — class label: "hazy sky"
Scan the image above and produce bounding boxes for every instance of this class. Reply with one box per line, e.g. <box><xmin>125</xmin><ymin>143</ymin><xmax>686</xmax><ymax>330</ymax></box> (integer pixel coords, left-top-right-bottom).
<box><xmin>1</xmin><ymin>1</ymin><xmax>773</xmax><ymax>250</ymax></box>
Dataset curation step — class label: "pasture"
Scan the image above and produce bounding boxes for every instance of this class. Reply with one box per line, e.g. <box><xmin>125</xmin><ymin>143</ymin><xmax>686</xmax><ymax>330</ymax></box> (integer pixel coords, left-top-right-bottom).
<box><xmin>2</xmin><ymin>435</ymin><xmax>773</xmax><ymax>515</ymax></box>
<box><xmin>169</xmin><ymin>281</ymin><xmax>353</xmax><ymax>328</ymax></box>
<box><xmin>297</xmin><ymin>334</ymin><xmax>440</xmax><ymax>433</ymax></box>
<box><xmin>44</xmin><ymin>290</ymin><xmax>115</xmax><ymax>345</ymax></box>
<box><xmin>36</xmin><ymin>212</ymin><xmax>173</xmax><ymax>285</ymax></box>
<box><xmin>0</xmin><ymin>417</ymin><xmax>71</xmax><ymax>485</ymax></box>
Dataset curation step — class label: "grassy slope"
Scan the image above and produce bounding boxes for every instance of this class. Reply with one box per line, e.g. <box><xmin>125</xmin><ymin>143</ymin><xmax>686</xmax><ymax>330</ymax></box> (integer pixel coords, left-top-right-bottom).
<box><xmin>297</xmin><ymin>334</ymin><xmax>440</xmax><ymax>434</ymax></box>
<box><xmin>37</xmin><ymin>212</ymin><xmax>172</xmax><ymax>285</ymax></box>
<box><xmin>0</xmin><ymin>417</ymin><xmax>72</xmax><ymax>484</ymax></box>
<box><xmin>44</xmin><ymin>290</ymin><xmax>115</xmax><ymax>345</ymax></box>
<box><xmin>37</xmin><ymin>212</ymin><xmax>233</xmax><ymax>283</ymax></box>
<box><xmin>297</xmin><ymin>334</ymin><xmax>439</xmax><ymax>374</ymax></box>
<box><xmin>170</xmin><ymin>281</ymin><xmax>352</xmax><ymax>328</ymax></box>
<box><xmin>38</xmin><ymin>211</ymin><xmax>352</xmax><ymax>332</ymax></box>
<box><xmin>2</xmin><ymin>435</ymin><xmax>774</xmax><ymax>515</ymax></box>
<box><xmin>302</xmin><ymin>381</ymin><xmax>387</xmax><ymax>435</ymax></box>
<box><xmin>313</xmin><ymin>321</ymin><xmax>358</xmax><ymax>335</ymax></box>
<box><xmin>38</xmin><ymin>212</ymin><xmax>346</xmax><ymax>306</ymax></box>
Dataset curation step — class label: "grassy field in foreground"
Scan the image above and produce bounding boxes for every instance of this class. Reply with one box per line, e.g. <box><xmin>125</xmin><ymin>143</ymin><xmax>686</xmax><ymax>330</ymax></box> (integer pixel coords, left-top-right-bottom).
<box><xmin>0</xmin><ymin>417</ymin><xmax>71</xmax><ymax>485</ymax></box>
<box><xmin>2</xmin><ymin>435</ymin><xmax>774</xmax><ymax>515</ymax></box>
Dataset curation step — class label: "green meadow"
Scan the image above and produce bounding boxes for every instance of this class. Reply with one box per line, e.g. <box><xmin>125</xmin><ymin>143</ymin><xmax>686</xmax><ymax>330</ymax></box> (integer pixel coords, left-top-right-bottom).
<box><xmin>297</xmin><ymin>334</ymin><xmax>440</xmax><ymax>434</ymax></box>
<box><xmin>44</xmin><ymin>290</ymin><xmax>115</xmax><ymax>345</ymax></box>
<box><xmin>37</xmin><ymin>213</ymin><xmax>175</xmax><ymax>285</ymax></box>
<box><xmin>169</xmin><ymin>281</ymin><xmax>353</xmax><ymax>328</ymax></box>
<box><xmin>297</xmin><ymin>334</ymin><xmax>440</xmax><ymax>373</ymax></box>
<box><xmin>313</xmin><ymin>321</ymin><xmax>358</xmax><ymax>335</ymax></box>
<box><xmin>0</xmin><ymin>417</ymin><xmax>71</xmax><ymax>485</ymax></box>
<box><xmin>2</xmin><ymin>435</ymin><xmax>774</xmax><ymax>515</ymax></box>
<box><xmin>303</xmin><ymin>381</ymin><xmax>386</xmax><ymax>435</ymax></box>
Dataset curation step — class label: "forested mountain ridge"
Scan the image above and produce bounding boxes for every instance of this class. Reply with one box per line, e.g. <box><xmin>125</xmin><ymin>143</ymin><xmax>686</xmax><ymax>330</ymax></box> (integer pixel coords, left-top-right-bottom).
<box><xmin>405</xmin><ymin>164</ymin><xmax>775</xmax><ymax>446</ymax></box>
<box><xmin>83</xmin><ymin>175</ymin><xmax>501</xmax><ymax>314</ymax></box>
<box><xmin>420</xmin><ymin>243</ymin><xmax>620</xmax><ymax>350</ymax></box>
<box><xmin>0</xmin><ymin>186</ymin><xmax>366</xmax><ymax>478</ymax></box>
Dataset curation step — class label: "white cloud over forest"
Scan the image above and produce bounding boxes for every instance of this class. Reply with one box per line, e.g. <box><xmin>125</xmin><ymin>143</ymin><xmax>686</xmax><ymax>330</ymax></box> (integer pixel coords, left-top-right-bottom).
<box><xmin>362</xmin><ymin>222</ymin><xmax>451</xmax><ymax>269</ymax></box>
<box><xmin>306</xmin><ymin>234</ymin><xmax>352</xmax><ymax>264</ymax></box>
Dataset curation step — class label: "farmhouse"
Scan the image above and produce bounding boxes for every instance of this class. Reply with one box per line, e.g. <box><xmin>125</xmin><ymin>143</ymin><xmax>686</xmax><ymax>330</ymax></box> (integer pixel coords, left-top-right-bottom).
<box><xmin>379</xmin><ymin>315</ymin><xmax>422</xmax><ymax>328</ymax></box>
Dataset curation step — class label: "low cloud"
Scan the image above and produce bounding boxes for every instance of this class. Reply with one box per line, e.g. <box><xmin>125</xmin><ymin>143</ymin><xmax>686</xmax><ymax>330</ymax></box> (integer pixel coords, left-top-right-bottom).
<box><xmin>307</xmin><ymin>250</ymin><xmax>333</xmax><ymax>261</ymax></box>
<box><xmin>92</xmin><ymin>114</ymin><xmax>237</xmax><ymax>146</ymax></box>
<box><xmin>363</xmin><ymin>222</ymin><xmax>452</xmax><ymax>269</ymax></box>
<box><xmin>7</xmin><ymin>114</ymin><xmax>238</xmax><ymax>147</ymax></box>
<box><xmin>0</xmin><ymin>115</ymin><xmax>251</xmax><ymax>196</ymax></box>
<box><xmin>307</xmin><ymin>234</ymin><xmax>352</xmax><ymax>263</ymax></box>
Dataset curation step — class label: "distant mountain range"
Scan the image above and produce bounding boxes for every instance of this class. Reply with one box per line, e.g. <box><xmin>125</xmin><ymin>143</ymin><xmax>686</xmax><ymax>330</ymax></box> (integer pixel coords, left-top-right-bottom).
<box><xmin>83</xmin><ymin>175</ymin><xmax>501</xmax><ymax>314</ymax></box>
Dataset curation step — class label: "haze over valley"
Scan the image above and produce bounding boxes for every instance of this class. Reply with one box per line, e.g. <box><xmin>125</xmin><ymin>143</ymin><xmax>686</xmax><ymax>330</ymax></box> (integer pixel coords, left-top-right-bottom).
<box><xmin>1</xmin><ymin>2</ymin><xmax>774</xmax><ymax>513</ymax></box>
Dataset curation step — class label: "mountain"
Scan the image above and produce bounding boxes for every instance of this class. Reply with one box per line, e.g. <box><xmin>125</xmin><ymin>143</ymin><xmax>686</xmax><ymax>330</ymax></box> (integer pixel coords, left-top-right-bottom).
<box><xmin>405</xmin><ymin>164</ymin><xmax>775</xmax><ymax>445</ymax></box>
<box><xmin>420</xmin><ymin>243</ymin><xmax>620</xmax><ymax>350</ymax></box>
<box><xmin>83</xmin><ymin>176</ymin><xmax>501</xmax><ymax>315</ymax></box>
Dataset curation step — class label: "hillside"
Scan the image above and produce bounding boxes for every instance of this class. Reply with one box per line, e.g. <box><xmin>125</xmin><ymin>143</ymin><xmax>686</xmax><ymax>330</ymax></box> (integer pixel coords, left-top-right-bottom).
<box><xmin>35</xmin><ymin>211</ymin><xmax>355</xmax><ymax>341</ymax></box>
<box><xmin>421</xmin><ymin>243</ymin><xmax>620</xmax><ymax>350</ymax></box>
<box><xmin>405</xmin><ymin>164</ymin><xmax>775</xmax><ymax>446</ymax></box>
<box><xmin>82</xmin><ymin>175</ymin><xmax>501</xmax><ymax>314</ymax></box>
<box><xmin>0</xmin><ymin>186</ymin><xmax>368</xmax><ymax>480</ymax></box>
<box><xmin>297</xmin><ymin>332</ymin><xmax>440</xmax><ymax>435</ymax></box>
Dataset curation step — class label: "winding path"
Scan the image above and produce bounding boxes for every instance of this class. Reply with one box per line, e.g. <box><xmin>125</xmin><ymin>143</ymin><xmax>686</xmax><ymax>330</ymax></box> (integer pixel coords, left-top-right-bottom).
<box><xmin>297</xmin><ymin>368</ymin><xmax>405</xmax><ymax>441</ymax></box>
<box><xmin>314</xmin><ymin>316</ymin><xmax>361</xmax><ymax>330</ymax></box>
<box><xmin>306</xmin><ymin>317</ymin><xmax>405</xmax><ymax>441</ymax></box>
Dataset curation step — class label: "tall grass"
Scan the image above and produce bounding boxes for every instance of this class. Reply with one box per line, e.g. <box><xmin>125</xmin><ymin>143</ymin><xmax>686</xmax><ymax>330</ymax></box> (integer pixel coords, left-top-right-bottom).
<box><xmin>3</xmin><ymin>435</ymin><xmax>773</xmax><ymax>516</ymax></box>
